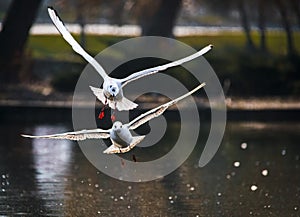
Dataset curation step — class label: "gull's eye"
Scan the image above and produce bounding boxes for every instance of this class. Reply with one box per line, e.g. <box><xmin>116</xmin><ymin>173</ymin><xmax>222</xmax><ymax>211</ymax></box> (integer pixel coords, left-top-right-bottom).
<box><xmin>120</xmin><ymin>125</ymin><xmax>122</xmax><ymax>128</ymax></box>
<box><xmin>109</xmin><ymin>85</ymin><xmax>112</xmax><ymax>88</ymax></box>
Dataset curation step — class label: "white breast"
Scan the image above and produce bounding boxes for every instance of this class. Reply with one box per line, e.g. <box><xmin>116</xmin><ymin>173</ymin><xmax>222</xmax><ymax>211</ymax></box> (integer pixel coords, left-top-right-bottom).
<box><xmin>110</xmin><ymin>124</ymin><xmax>133</xmax><ymax>147</ymax></box>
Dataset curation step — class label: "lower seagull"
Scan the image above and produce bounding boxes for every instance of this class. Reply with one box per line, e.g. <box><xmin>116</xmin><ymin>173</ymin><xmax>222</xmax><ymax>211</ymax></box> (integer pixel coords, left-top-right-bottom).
<box><xmin>21</xmin><ymin>83</ymin><xmax>205</xmax><ymax>154</ymax></box>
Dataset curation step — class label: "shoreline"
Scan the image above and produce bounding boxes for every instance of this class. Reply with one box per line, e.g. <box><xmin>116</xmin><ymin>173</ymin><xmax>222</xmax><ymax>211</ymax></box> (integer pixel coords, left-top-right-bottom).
<box><xmin>1</xmin><ymin>97</ymin><xmax>300</xmax><ymax>122</ymax></box>
<box><xmin>1</xmin><ymin>96</ymin><xmax>300</xmax><ymax>110</ymax></box>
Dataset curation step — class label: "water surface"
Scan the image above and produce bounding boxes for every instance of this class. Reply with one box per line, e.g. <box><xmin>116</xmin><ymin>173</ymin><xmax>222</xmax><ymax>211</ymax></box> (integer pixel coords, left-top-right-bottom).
<box><xmin>0</xmin><ymin>119</ymin><xmax>299</xmax><ymax>216</ymax></box>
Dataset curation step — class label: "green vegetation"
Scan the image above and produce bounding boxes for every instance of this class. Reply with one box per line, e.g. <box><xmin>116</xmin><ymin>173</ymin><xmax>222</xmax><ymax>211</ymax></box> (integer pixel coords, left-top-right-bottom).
<box><xmin>179</xmin><ymin>31</ymin><xmax>300</xmax><ymax>55</ymax></box>
<box><xmin>27</xmin><ymin>31</ymin><xmax>300</xmax><ymax>60</ymax></box>
<box><xmin>27</xmin><ymin>35</ymin><xmax>129</xmax><ymax>62</ymax></box>
<box><xmin>26</xmin><ymin>31</ymin><xmax>300</xmax><ymax>95</ymax></box>
<box><xmin>179</xmin><ymin>31</ymin><xmax>300</xmax><ymax>95</ymax></box>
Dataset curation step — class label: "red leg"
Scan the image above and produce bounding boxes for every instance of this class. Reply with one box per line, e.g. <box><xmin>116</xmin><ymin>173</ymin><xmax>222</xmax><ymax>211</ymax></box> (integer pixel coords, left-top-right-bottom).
<box><xmin>110</xmin><ymin>101</ymin><xmax>117</xmax><ymax>122</ymax></box>
<box><xmin>98</xmin><ymin>98</ymin><xmax>108</xmax><ymax>119</ymax></box>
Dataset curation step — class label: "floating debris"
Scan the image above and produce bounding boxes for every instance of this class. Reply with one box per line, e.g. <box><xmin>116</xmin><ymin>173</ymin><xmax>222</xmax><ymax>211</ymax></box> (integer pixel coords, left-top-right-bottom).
<box><xmin>241</xmin><ymin>142</ymin><xmax>248</xmax><ymax>149</ymax></box>
<box><xmin>281</xmin><ymin>149</ymin><xmax>286</xmax><ymax>156</ymax></box>
<box><xmin>261</xmin><ymin>169</ymin><xmax>269</xmax><ymax>176</ymax></box>
<box><xmin>217</xmin><ymin>192</ymin><xmax>222</xmax><ymax>197</ymax></box>
<box><xmin>250</xmin><ymin>185</ymin><xmax>258</xmax><ymax>191</ymax></box>
<box><xmin>233</xmin><ymin>161</ymin><xmax>241</xmax><ymax>168</ymax></box>
<box><xmin>189</xmin><ymin>187</ymin><xmax>195</xmax><ymax>191</ymax></box>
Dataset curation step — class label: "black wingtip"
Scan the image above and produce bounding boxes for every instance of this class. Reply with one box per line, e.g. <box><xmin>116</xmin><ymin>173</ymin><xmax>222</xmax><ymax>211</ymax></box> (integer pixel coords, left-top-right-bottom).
<box><xmin>47</xmin><ymin>6</ymin><xmax>56</xmax><ymax>13</ymax></box>
<box><xmin>47</xmin><ymin>6</ymin><xmax>58</xmax><ymax>15</ymax></box>
<box><xmin>47</xmin><ymin>6</ymin><xmax>66</xmax><ymax>26</ymax></box>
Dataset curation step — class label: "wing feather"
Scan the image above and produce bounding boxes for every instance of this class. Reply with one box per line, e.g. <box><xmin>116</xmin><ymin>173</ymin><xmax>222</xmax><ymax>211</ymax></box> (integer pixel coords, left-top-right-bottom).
<box><xmin>120</xmin><ymin>45</ymin><xmax>212</xmax><ymax>87</ymax></box>
<box><xmin>21</xmin><ymin>128</ymin><xmax>110</xmax><ymax>141</ymax></box>
<box><xmin>127</xmin><ymin>83</ymin><xmax>206</xmax><ymax>130</ymax></box>
<box><xmin>47</xmin><ymin>7</ymin><xmax>108</xmax><ymax>79</ymax></box>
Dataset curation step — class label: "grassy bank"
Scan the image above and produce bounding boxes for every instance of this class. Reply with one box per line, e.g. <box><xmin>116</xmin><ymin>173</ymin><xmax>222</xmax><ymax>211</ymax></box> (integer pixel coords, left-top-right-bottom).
<box><xmin>26</xmin><ymin>31</ymin><xmax>300</xmax><ymax>95</ymax></box>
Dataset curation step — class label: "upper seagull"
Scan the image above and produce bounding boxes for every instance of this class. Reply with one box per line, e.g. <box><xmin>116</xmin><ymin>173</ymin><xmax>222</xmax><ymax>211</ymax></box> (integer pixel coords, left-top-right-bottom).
<box><xmin>48</xmin><ymin>7</ymin><xmax>212</xmax><ymax>111</ymax></box>
<box><xmin>22</xmin><ymin>83</ymin><xmax>205</xmax><ymax>154</ymax></box>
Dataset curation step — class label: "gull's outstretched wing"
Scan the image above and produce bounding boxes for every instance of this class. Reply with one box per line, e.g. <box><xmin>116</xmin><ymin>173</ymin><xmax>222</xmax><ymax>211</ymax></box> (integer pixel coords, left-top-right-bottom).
<box><xmin>21</xmin><ymin>128</ymin><xmax>110</xmax><ymax>141</ymax></box>
<box><xmin>120</xmin><ymin>45</ymin><xmax>212</xmax><ymax>87</ymax></box>
<box><xmin>48</xmin><ymin>7</ymin><xmax>108</xmax><ymax>79</ymax></box>
<box><xmin>127</xmin><ymin>82</ymin><xmax>206</xmax><ymax>130</ymax></box>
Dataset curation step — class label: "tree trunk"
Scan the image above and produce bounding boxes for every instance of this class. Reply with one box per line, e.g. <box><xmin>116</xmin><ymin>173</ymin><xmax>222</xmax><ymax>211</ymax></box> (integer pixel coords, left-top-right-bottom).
<box><xmin>140</xmin><ymin>0</ymin><xmax>182</xmax><ymax>37</ymax></box>
<box><xmin>237</xmin><ymin>0</ymin><xmax>255</xmax><ymax>50</ymax></box>
<box><xmin>274</xmin><ymin>0</ymin><xmax>295</xmax><ymax>55</ymax></box>
<box><xmin>289</xmin><ymin>0</ymin><xmax>300</xmax><ymax>28</ymax></box>
<box><xmin>111</xmin><ymin>0</ymin><xmax>126</xmax><ymax>26</ymax></box>
<box><xmin>0</xmin><ymin>0</ymin><xmax>42</xmax><ymax>83</ymax></box>
<box><xmin>76</xmin><ymin>0</ymin><xmax>86</xmax><ymax>49</ymax></box>
<box><xmin>0</xmin><ymin>0</ymin><xmax>41</xmax><ymax>61</ymax></box>
<box><xmin>258</xmin><ymin>0</ymin><xmax>267</xmax><ymax>52</ymax></box>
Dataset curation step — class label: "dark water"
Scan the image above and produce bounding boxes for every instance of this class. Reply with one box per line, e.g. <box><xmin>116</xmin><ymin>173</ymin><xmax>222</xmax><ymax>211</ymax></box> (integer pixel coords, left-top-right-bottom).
<box><xmin>0</xmin><ymin>118</ymin><xmax>299</xmax><ymax>216</ymax></box>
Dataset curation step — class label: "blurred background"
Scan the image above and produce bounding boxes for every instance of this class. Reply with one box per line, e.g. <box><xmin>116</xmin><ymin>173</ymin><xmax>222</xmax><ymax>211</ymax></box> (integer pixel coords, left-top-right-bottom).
<box><xmin>0</xmin><ymin>0</ymin><xmax>299</xmax><ymax>216</ymax></box>
<box><xmin>0</xmin><ymin>0</ymin><xmax>300</xmax><ymax>97</ymax></box>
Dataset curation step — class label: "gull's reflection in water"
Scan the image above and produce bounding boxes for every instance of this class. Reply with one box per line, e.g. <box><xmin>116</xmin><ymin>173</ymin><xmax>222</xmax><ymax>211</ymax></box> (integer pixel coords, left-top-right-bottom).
<box><xmin>31</xmin><ymin>125</ymin><xmax>73</xmax><ymax>207</ymax></box>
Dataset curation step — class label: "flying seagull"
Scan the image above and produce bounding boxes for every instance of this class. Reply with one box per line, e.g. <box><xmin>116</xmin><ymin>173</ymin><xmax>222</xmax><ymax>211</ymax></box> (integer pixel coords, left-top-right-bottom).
<box><xmin>47</xmin><ymin>7</ymin><xmax>212</xmax><ymax>111</ymax></box>
<box><xmin>21</xmin><ymin>83</ymin><xmax>206</xmax><ymax>154</ymax></box>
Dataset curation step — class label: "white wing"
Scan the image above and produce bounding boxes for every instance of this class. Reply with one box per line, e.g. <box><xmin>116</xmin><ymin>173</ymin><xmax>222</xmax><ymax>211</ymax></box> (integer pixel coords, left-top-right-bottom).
<box><xmin>48</xmin><ymin>7</ymin><xmax>108</xmax><ymax>79</ymax></box>
<box><xmin>21</xmin><ymin>128</ymin><xmax>110</xmax><ymax>141</ymax></box>
<box><xmin>120</xmin><ymin>45</ymin><xmax>212</xmax><ymax>87</ymax></box>
<box><xmin>127</xmin><ymin>82</ymin><xmax>206</xmax><ymax>130</ymax></box>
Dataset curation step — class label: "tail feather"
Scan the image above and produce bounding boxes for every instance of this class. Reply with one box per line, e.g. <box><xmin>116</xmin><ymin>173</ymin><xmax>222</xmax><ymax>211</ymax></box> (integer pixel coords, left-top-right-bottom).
<box><xmin>116</xmin><ymin>96</ymin><xmax>138</xmax><ymax>111</ymax></box>
<box><xmin>90</xmin><ymin>85</ymin><xmax>137</xmax><ymax>111</ymax></box>
<box><xmin>89</xmin><ymin>86</ymin><xmax>107</xmax><ymax>105</ymax></box>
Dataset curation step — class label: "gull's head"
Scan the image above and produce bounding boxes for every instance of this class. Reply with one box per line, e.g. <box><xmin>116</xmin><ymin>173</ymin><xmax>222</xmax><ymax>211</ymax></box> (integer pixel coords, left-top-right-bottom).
<box><xmin>107</xmin><ymin>84</ymin><xmax>119</xmax><ymax>98</ymax></box>
<box><xmin>103</xmin><ymin>80</ymin><xmax>120</xmax><ymax>99</ymax></box>
<box><xmin>112</xmin><ymin>121</ymin><xmax>123</xmax><ymax>133</ymax></box>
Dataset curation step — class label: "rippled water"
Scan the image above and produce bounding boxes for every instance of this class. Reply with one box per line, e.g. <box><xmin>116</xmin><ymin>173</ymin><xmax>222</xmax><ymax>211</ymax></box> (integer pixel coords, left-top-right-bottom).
<box><xmin>0</xmin><ymin>119</ymin><xmax>299</xmax><ymax>216</ymax></box>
